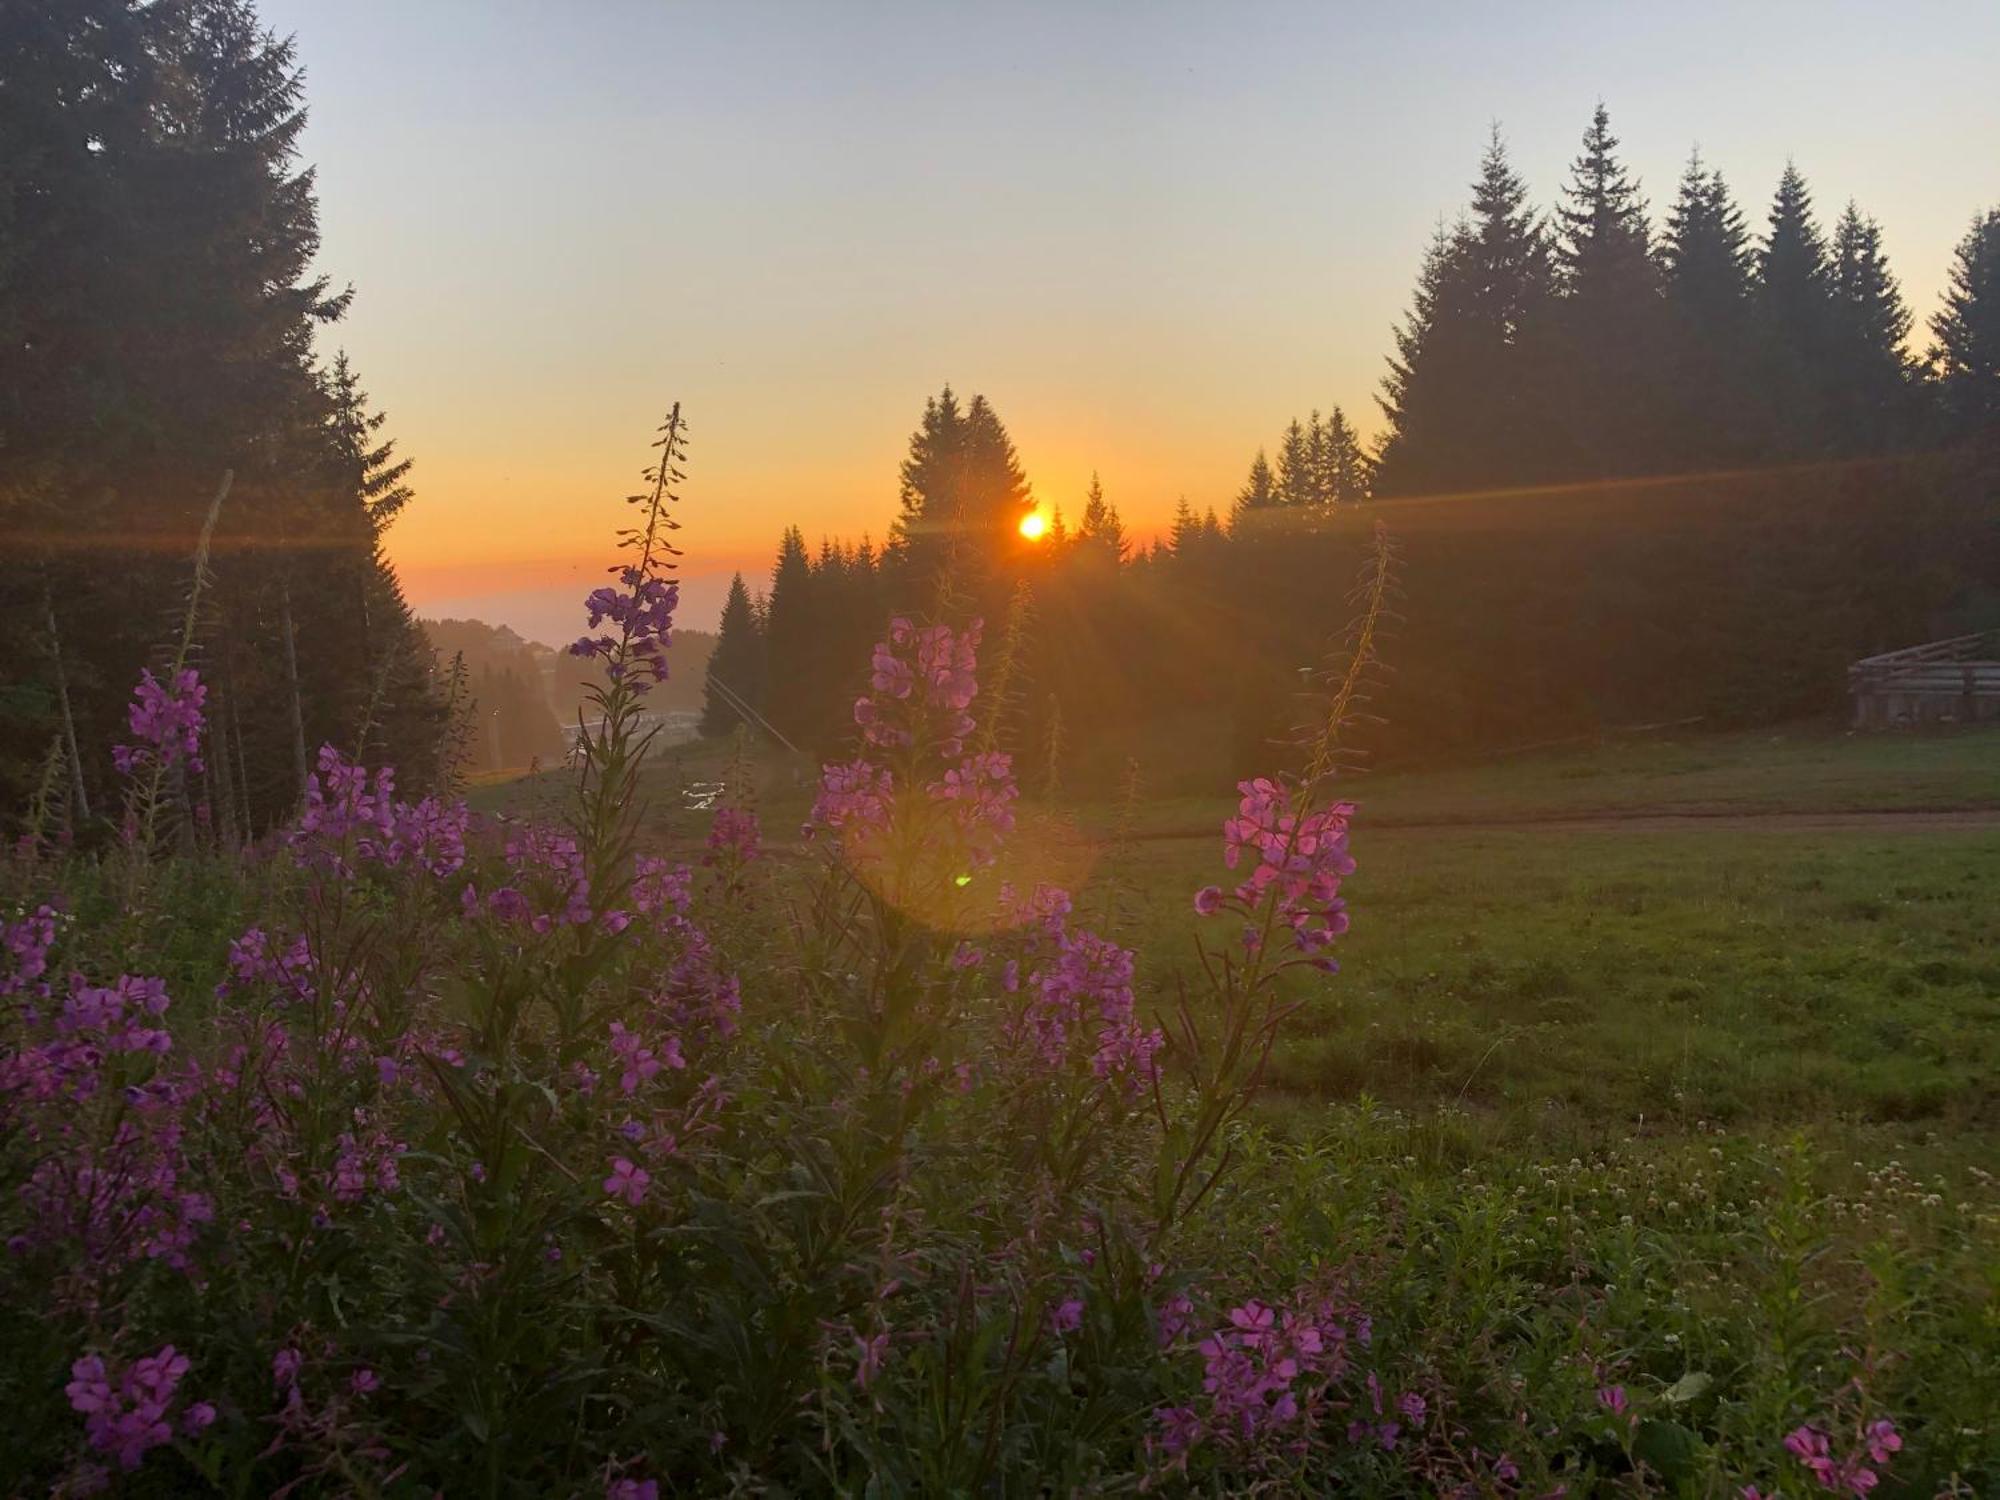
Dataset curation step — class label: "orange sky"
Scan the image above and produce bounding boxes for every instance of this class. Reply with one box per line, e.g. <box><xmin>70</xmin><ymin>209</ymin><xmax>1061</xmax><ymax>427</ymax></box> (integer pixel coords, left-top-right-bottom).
<box><xmin>263</xmin><ymin>1</ymin><xmax>2000</xmax><ymax>641</ymax></box>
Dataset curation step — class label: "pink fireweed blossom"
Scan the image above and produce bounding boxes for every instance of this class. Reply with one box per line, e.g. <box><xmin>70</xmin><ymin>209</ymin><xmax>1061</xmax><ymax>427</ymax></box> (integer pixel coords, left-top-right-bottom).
<box><xmin>570</xmin><ymin>571</ymin><xmax>678</xmax><ymax>689</ymax></box>
<box><xmin>2</xmin><ymin>903</ymin><xmax>60</xmax><ymax>997</ymax></box>
<box><xmin>1785</xmin><ymin>1422</ymin><xmax>1894</xmax><ymax>1495</ymax></box>
<box><xmin>809</xmin><ymin>759</ymin><xmax>895</xmax><ymax>842</ymax></box>
<box><xmin>483</xmin><ymin>823</ymin><xmax>593</xmax><ymax>932</ymax></box>
<box><xmin>609</xmin><ymin>1020</ymin><xmax>685</xmax><ymax>1093</ymax></box>
<box><xmin>1197</xmin><ymin>777</ymin><xmax>1357</xmax><ymax>971</ymax></box>
<box><xmin>850</xmin><ymin>617</ymin><xmax>982</xmax><ymax>753</ymax></box>
<box><xmin>67</xmin><ymin>1345</ymin><xmax>198</xmax><ymax>1472</ymax></box>
<box><xmin>218</xmin><ymin>927</ymin><xmax>315</xmax><ymax>1005</ymax></box>
<box><xmin>1006</xmin><ymin>916</ymin><xmax>1162</xmax><ymax>1094</ymax></box>
<box><xmin>290</xmin><ymin>747</ymin><xmax>471</xmax><ymax>878</ymax></box>
<box><xmin>927</xmin><ymin>751</ymin><xmax>1018</xmax><ymax>870</ymax></box>
<box><xmin>705</xmin><ymin>805</ymin><xmax>761</xmax><ymax>866</ymax></box>
<box><xmin>112</xmin><ymin>667</ymin><xmax>206</xmax><ymax>777</ymax></box>
<box><xmin>603</xmin><ymin>1157</ymin><xmax>650</xmax><ymax>1206</ymax></box>
<box><xmin>854</xmin><ymin>1331</ymin><xmax>891</xmax><ymax>1389</ymax></box>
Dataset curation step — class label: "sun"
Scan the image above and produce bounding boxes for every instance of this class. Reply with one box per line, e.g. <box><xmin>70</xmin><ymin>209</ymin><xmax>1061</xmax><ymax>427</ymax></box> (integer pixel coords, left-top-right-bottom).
<box><xmin>1018</xmin><ymin>510</ymin><xmax>1049</xmax><ymax>541</ymax></box>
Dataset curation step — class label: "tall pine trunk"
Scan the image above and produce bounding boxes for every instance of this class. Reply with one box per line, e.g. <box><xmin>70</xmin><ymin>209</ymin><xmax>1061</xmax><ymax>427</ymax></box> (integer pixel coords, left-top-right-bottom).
<box><xmin>42</xmin><ymin>587</ymin><xmax>92</xmax><ymax>824</ymax></box>
<box><xmin>280</xmin><ymin>574</ymin><xmax>309</xmax><ymax>799</ymax></box>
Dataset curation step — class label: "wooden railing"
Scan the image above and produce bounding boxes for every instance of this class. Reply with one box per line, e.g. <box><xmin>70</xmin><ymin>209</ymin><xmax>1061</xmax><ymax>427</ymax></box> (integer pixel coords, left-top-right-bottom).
<box><xmin>1849</xmin><ymin>630</ymin><xmax>2000</xmax><ymax>726</ymax></box>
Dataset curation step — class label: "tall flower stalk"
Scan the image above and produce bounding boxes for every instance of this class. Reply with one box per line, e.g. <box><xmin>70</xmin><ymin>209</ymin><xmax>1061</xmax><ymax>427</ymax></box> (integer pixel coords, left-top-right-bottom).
<box><xmin>1154</xmin><ymin>520</ymin><xmax>1397</xmax><ymax>1237</ymax></box>
<box><xmin>570</xmin><ymin>404</ymin><xmax>687</xmax><ymax>923</ymax></box>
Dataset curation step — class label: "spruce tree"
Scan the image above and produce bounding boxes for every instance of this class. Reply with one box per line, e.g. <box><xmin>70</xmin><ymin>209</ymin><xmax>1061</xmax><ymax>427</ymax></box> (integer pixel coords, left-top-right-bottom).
<box><xmin>762</xmin><ymin>527</ymin><xmax>816</xmax><ymax>742</ymax></box>
<box><xmin>1235</xmin><ymin>450</ymin><xmax>1279</xmax><ymax>516</ymax></box>
<box><xmin>702</xmin><ymin>573</ymin><xmax>765</xmax><ymax>738</ymax></box>
<box><xmin>1375</xmin><ymin>220</ymin><xmax>1476</xmax><ymax>496</ymax></box>
<box><xmin>1375</xmin><ymin>128</ymin><xmax>1552</xmax><ymax>495</ymax></box>
<box><xmin>1753</xmin><ymin>163</ymin><xmax>1836</xmax><ymax>454</ymax></box>
<box><xmin>0</xmin><ymin>0</ymin><xmax>439</xmax><ymax>825</ymax></box>
<box><xmin>1930</xmin><ymin>208</ymin><xmax>2000</xmax><ymax>444</ymax></box>
<box><xmin>1828</xmin><ymin>203</ymin><xmax>1916</xmax><ymax>451</ymax></box>
<box><xmin>887</xmin><ymin>385</ymin><xmax>1031</xmax><ymax>607</ymax></box>
<box><xmin>1661</xmin><ymin>151</ymin><xmax>1757</xmax><ymax>464</ymax></box>
<box><xmin>1076</xmin><ymin>472</ymin><xmax>1129</xmax><ymax>562</ymax></box>
<box><xmin>1553</xmin><ymin>104</ymin><xmax>1663</xmax><ymax>475</ymax></box>
<box><xmin>1275</xmin><ymin>419</ymin><xmax>1315</xmax><ymax>506</ymax></box>
<box><xmin>1316</xmin><ymin>407</ymin><xmax>1370</xmax><ymax>502</ymax></box>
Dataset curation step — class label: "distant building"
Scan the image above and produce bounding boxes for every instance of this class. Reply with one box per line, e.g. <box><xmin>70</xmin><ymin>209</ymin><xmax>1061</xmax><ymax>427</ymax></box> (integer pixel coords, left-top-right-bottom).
<box><xmin>1849</xmin><ymin>632</ymin><xmax>2000</xmax><ymax>728</ymax></box>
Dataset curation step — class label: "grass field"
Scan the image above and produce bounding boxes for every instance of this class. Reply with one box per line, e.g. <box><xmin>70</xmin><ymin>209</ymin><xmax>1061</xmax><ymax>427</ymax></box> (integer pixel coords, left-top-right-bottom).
<box><xmin>476</xmin><ymin>724</ymin><xmax>2000</xmax><ymax>1155</ymax></box>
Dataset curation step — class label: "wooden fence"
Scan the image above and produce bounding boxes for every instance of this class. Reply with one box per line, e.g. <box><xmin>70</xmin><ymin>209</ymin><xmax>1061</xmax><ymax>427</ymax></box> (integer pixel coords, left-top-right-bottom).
<box><xmin>1849</xmin><ymin>631</ymin><xmax>2000</xmax><ymax>728</ymax></box>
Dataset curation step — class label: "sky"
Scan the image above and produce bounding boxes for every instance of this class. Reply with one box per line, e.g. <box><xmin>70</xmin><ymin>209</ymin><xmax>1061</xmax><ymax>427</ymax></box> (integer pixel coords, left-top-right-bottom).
<box><xmin>261</xmin><ymin>0</ymin><xmax>2000</xmax><ymax>641</ymax></box>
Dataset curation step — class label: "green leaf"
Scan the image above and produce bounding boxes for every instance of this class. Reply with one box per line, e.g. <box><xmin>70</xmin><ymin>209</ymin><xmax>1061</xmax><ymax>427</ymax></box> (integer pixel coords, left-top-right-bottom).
<box><xmin>1633</xmin><ymin>1417</ymin><xmax>1703</xmax><ymax>1482</ymax></box>
<box><xmin>1664</xmin><ymin>1370</ymin><xmax>1713</xmax><ymax>1405</ymax></box>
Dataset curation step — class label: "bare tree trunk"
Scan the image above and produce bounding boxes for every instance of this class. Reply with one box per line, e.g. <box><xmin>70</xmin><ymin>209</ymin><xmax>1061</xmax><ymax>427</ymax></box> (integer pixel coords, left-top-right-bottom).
<box><xmin>208</xmin><ymin>672</ymin><xmax>239</xmax><ymax>848</ymax></box>
<box><xmin>42</xmin><ymin>590</ymin><xmax>92</xmax><ymax>824</ymax></box>
<box><xmin>232</xmin><ymin>693</ymin><xmax>254</xmax><ymax>836</ymax></box>
<box><xmin>280</xmin><ymin>575</ymin><xmax>310</xmax><ymax>798</ymax></box>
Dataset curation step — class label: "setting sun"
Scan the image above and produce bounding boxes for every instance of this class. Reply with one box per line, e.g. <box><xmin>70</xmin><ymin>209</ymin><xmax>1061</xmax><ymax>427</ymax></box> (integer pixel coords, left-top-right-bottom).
<box><xmin>1018</xmin><ymin>510</ymin><xmax>1049</xmax><ymax>541</ymax></box>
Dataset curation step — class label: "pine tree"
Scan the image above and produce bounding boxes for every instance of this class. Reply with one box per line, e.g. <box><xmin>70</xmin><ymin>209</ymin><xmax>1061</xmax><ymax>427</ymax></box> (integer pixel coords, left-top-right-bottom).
<box><xmin>1315</xmin><ymin>407</ymin><xmax>1370</xmax><ymax>503</ymax></box>
<box><xmin>1375</xmin><ymin>220</ymin><xmax>1476</xmax><ymax>496</ymax></box>
<box><xmin>887</xmin><ymin>385</ymin><xmax>1031</xmax><ymax>606</ymax></box>
<box><xmin>0</xmin><ymin>0</ymin><xmax>439</xmax><ymax>826</ymax></box>
<box><xmin>1168</xmin><ymin>497</ymin><xmax>1200</xmax><ymax>555</ymax></box>
<box><xmin>1275</xmin><ymin>419</ymin><xmax>1315</xmax><ymax>506</ymax></box>
<box><xmin>1930</xmin><ymin>208</ymin><xmax>2000</xmax><ymax>444</ymax></box>
<box><xmin>1660</xmin><ymin>151</ymin><xmax>1757</xmax><ymax>465</ymax></box>
<box><xmin>1375</xmin><ymin>128</ymin><xmax>1553</xmax><ymax>495</ymax></box>
<box><xmin>1233</xmin><ymin>449</ymin><xmax>1279</xmax><ymax>521</ymax></box>
<box><xmin>1827</xmin><ymin>203</ymin><xmax>1916</xmax><ymax>451</ymax></box>
<box><xmin>1553</xmin><ymin>104</ymin><xmax>1663</xmax><ymax>474</ymax></box>
<box><xmin>702</xmin><ymin>572</ymin><xmax>765</xmax><ymax>737</ymax></box>
<box><xmin>1076</xmin><ymin>472</ymin><xmax>1129</xmax><ymax>562</ymax></box>
<box><xmin>1753</xmin><ymin>163</ymin><xmax>1836</xmax><ymax>454</ymax></box>
<box><xmin>762</xmin><ymin>527</ymin><xmax>816</xmax><ymax>742</ymax></box>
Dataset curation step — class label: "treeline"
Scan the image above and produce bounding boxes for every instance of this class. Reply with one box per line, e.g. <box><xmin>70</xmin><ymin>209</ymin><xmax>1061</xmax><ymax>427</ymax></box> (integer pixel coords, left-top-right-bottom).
<box><xmin>709</xmin><ymin>111</ymin><xmax>1999</xmax><ymax>783</ymax></box>
<box><xmin>0</xmin><ymin>0</ymin><xmax>444</xmax><ymax>835</ymax></box>
<box><xmin>1371</xmin><ymin>109</ymin><xmax>1999</xmax><ymax>496</ymax></box>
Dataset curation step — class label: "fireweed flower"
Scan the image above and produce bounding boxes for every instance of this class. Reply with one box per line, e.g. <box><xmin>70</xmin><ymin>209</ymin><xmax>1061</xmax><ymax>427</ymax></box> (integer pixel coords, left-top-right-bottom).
<box><xmin>291</xmin><ymin>746</ymin><xmax>470</xmax><ymax>878</ymax></box>
<box><xmin>2</xmin><ymin>903</ymin><xmax>60</xmax><ymax>996</ymax></box>
<box><xmin>705</xmin><ymin>805</ymin><xmax>761</xmax><ymax>866</ymax></box>
<box><xmin>814</xmin><ymin>618</ymin><xmax>1022</xmax><ymax>888</ymax></box>
<box><xmin>604</xmin><ymin>1157</ymin><xmax>650</xmax><ymax>1205</ymax></box>
<box><xmin>570</xmin><ymin>571</ymin><xmax>678</xmax><ymax>689</ymax></box>
<box><xmin>854</xmin><ymin>1331</ymin><xmax>890</xmax><ymax>1389</ymax></box>
<box><xmin>111</xmin><ymin>667</ymin><xmax>206</xmax><ymax>777</ymax></box>
<box><xmin>1195</xmin><ymin>777</ymin><xmax>1357</xmax><ymax>971</ymax></box>
<box><xmin>66</xmin><ymin>1346</ymin><xmax>199</xmax><ymax>1472</ymax></box>
<box><xmin>1004</xmin><ymin>908</ymin><xmax>1163</xmax><ymax>1095</ymax></box>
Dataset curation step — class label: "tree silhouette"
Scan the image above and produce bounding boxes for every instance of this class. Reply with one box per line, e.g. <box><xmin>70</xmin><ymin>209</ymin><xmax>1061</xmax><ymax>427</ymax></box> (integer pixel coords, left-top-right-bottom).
<box><xmin>702</xmin><ymin>573</ymin><xmax>766</xmax><ymax>738</ymax></box>
<box><xmin>1930</xmin><ymin>208</ymin><xmax>2000</xmax><ymax>447</ymax></box>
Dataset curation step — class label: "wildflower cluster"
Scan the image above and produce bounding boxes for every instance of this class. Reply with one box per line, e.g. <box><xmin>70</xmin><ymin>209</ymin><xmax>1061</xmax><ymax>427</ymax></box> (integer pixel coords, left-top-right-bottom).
<box><xmin>810</xmin><ymin>616</ymin><xmax>1017</xmax><ymax>884</ymax></box>
<box><xmin>292</xmin><ymin>746</ymin><xmax>469</xmax><ymax>878</ymax></box>
<box><xmin>65</xmin><ymin>1345</ymin><xmax>211</xmax><ymax>1477</ymax></box>
<box><xmin>1152</xmin><ymin>1280</ymin><xmax>1414</xmax><ymax>1476</ymax></box>
<box><xmin>1195</xmin><ymin>775</ymin><xmax>1356</xmax><ymax>969</ymax></box>
<box><xmin>1000</xmin><ymin>885</ymin><xmax>1162</xmax><ymax>1091</ymax></box>
<box><xmin>110</xmin><ymin>668</ymin><xmax>206</xmax><ymax>778</ymax></box>
<box><xmin>570</xmin><ymin>571</ymin><xmax>679</xmax><ymax>689</ymax></box>
<box><xmin>1780</xmin><ymin>1417</ymin><xmax>1902</xmax><ymax>1496</ymax></box>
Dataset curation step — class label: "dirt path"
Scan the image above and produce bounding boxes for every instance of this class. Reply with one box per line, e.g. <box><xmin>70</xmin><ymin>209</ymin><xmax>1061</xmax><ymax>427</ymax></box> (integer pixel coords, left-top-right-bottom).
<box><xmin>1134</xmin><ymin>806</ymin><xmax>2000</xmax><ymax>840</ymax></box>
